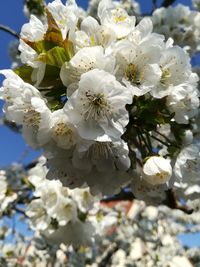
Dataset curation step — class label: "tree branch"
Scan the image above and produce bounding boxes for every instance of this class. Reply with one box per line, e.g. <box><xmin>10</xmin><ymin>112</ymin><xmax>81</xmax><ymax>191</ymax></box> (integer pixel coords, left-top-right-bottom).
<box><xmin>101</xmin><ymin>190</ymin><xmax>135</xmax><ymax>203</ymax></box>
<box><xmin>97</xmin><ymin>243</ymin><xmax>118</xmax><ymax>267</ymax></box>
<box><xmin>164</xmin><ymin>189</ymin><xmax>194</xmax><ymax>215</ymax></box>
<box><xmin>161</xmin><ymin>0</ymin><xmax>176</xmax><ymax>8</ymax></box>
<box><xmin>15</xmin><ymin>207</ymin><xmax>28</xmax><ymax>217</ymax></box>
<box><xmin>152</xmin><ymin>0</ymin><xmax>157</xmax><ymax>10</ymax></box>
<box><xmin>0</xmin><ymin>24</ymin><xmax>19</xmax><ymax>38</ymax></box>
<box><xmin>101</xmin><ymin>189</ymin><xmax>193</xmax><ymax>215</ymax></box>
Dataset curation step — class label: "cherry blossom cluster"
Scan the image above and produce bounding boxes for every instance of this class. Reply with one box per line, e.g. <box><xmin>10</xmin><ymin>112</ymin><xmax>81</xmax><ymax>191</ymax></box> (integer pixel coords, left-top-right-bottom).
<box><xmin>151</xmin><ymin>4</ymin><xmax>200</xmax><ymax>55</ymax></box>
<box><xmin>0</xmin><ymin>159</ymin><xmax>200</xmax><ymax>263</ymax></box>
<box><xmin>2</xmin><ymin>194</ymin><xmax>200</xmax><ymax>266</ymax></box>
<box><xmin>193</xmin><ymin>0</ymin><xmax>200</xmax><ymax>11</ymax></box>
<box><xmin>0</xmin><ymin>0</ymin><xmax>200</xmax><ymax>206</ymax></box>
<box><xmin>0</xmin><ymin>170</ymin><xmax>17</xmax><ymax>216</ymax></box>
<box><xmin>25</xmin><ymin>157</ymin><xmax>98</xmax><ymax>247</ymax></box>
<box><xmin>17</xmin><ymin>158</ymin><xmax>200</xmax><ymax>259</ymax></box>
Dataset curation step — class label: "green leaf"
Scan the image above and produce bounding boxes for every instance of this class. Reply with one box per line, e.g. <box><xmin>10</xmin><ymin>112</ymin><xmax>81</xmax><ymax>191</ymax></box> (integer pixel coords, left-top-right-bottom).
<box><xmin>129</xmin><ymin>150</ymin><xmax>137</xmax><ymax>169</ymax></box>
<box><xmin>21</xmin><ymin>8</ymin><xmax>75</xmax><ymax>61</ymax></box>
<box><xmin>47</xmin><ymin>99</ymin><xmax>64</xmax><ymax>111</ymax></box>
<box><xmin>36</xmin><ymin>46</ymin><xmax>68</xmax><ymax>67</ymax></box>
<box><xmin>14</xmin><ymin>65</ymin><xmax>33</xmax><ymax>84</ymax></box>
<box><xmin>39</xmin><ymin>64</ymin><xmax>60</xmax><ymax>86</ymax></box>
<box><xmin>133</xmin><ymin>96</ymin><xmax>174</xmax><ymax>129</ymax></box>
<box><xmin>5</xmin><ymin>251</ymin><xmax>14</xmax><ymax>257</ymax></box>
<box><xmin>78</xmin><ymin>209</ymin><xmax>87</xmax><ymax>222</ymax></box>
<box><xmin>21</xmin><ymin>39</ymin><xmax>56</xmax><ymax>55</ymax></box>
<box><xmin>167</xmin><ymin>144</ymin><xmax>181</xmax><ymax>158</ymax></box>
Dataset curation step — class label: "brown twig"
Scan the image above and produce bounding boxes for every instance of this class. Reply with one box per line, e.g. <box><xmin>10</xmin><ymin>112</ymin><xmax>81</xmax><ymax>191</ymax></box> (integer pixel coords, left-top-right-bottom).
<box><xmin>97</xmin><ymin>243</ymin><xmax>118</xmax><ymax>267</ymax></box>
<box><xmin>152</xmin><ymin>0</ymin><xmax>157</xmax><ymax>10</ymax></box>
<box><xmin>0</xmin><ymin>24</ymin><xmax>19</xmax><ymax>38</ymax></box>
<box><xmin>161</xmin><ymin>0</ymin><xmax>176</xmax><ymax>7</ymax></box>
<box><xmin>164</xmin><ymin>189</ymin><xmax>194</xmax><ymax>215</ymax></box>
<box><xmin>101</xmin><ymin>190</ymin><xmax>135</xmax><ymax>203</ymax></box>
<box><xmin>102</xmin><ymin>189</ymin><xmax>193</xmax><ymax>215</ymax></box>
<box><xmin>15</xmin><ymin>207</ymin><xmax>28</xmax><ymax>217</ymax></box>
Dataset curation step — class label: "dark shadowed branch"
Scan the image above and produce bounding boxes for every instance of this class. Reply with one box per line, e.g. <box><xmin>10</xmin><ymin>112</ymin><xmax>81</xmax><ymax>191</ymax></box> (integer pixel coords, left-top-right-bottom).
<box><xmin>0</xmin><ymin>24</ymin><xmax>19</xmax><ymax>38</ymax></box>
<box><xmin>163</xmin><ymin>189</ymin><xmax>194</xmax><ymax>214</ymax></box>
<box><xmin>101</xmin><ymin>189</ymin><xmax>193</xmax><ymax>215</ymax></box>
<box><xmin>161</xmin><ymin>0</ymin><xmax>176</xmax><ymax>7</ymax></box>
<box><xmin>97</xmin><ymin>243</ymin><xmax>118</xmax><ymax>267</ymax></box>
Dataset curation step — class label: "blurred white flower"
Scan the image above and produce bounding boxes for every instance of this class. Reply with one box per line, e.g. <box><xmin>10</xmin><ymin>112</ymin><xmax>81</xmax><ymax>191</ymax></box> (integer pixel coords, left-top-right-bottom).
<box><xmin>142</xmin><ymin>156</ymin><xmax>172</xmax><ymax>186</ymax></box>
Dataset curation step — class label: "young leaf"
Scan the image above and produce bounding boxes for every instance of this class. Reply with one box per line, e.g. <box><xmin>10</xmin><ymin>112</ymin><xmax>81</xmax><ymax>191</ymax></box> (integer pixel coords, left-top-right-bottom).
<box><xmin>44</xmin><ymin>8</ymin><xmax>63</xmax><ymax>46</ymax></box>
<box><xmin>36</xmin><ymin>46</ymin><xmax>68</xmax><ymax>67</ymax></box>
<box><xmin>14</xmin><ymin>65</ymin><xmax>33</xmax><ymax>84</ymax></box>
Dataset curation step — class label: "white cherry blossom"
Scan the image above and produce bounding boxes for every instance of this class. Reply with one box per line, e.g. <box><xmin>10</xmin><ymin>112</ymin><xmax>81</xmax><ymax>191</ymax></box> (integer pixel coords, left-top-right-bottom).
<box><xmin>19</xmin><ymin>15</ymin><xmax>47</xmax><ymax>84</ymax></box>
<box><xmin>26</xmin><ymin>199</ymin><xmax>51</xmax><ymax>231</ymax></box>
<box><xmin>73</xmin><ymin>16</ymin><xmax>116</xmax><ymax>49</ymax></box>
<box><xmin>64</xmin><ymin>68</ymin><xmax>132</xmax><ymax>141</ymax></box>
<box><xmin>45</xmin><ymin>220</ymin><xmax>95</xmax><ymax>247</ymax></box>
<box><xmin>72</xmin><ymin>139</ymin><xmax>130</xmax><ymax>172</ymax></box>
<box><xmin>60</xmin><ymin>46</ymin><xmax>115</xmax><ymax>95</ymax></box>
<box><xmin>166</xmin><ymin>83</ymin><xmax>199</xmax><ymax>124</ymax></box>
<box><xmin>151</xmin><ymin>46</ymin><xmax>192</xmax><ymax>98</ymax></box>
<box><xmin>20</xmin><ymin>15</ymin><xmax>47</xmax><ymax>42</ymax></box>
<box><xmin>51</xmin><ymin>109</ymin><xmax>79</xmax><ymax>149</ymax></box>
<box><xmin>113</xmin><ymin>40</ymin><xmax>162</xmax><ymax>96</ymax></box>
<box><xmin>0</xmin><ymin>70</ymin><xmax>52</xmax><ymax>148</ymax></box>
<box><xmin>98</xmin><ymin>0</ymin><xmax>136</xmax><ymax>39</ymax></box>
<box><xmin>152</xmin><ymin>4</ymin><xmax>200</xmax><ymax>55</ymax></box>
<box><xmin>142</xmin><ymin>156</ymin><xmax>172</xmax><ymax>186</ymax></box>
<box><xmin>47</xmin><ymin>0</ymin><xmax>79</xmax><ymax>40</ymax></box>
<box><xmin>174</xmin><ymin>144</ymin><xmax>200</xmax><ymax>183</ymax></box>
<box><xmin>69</xmin><ymin>187</ymin><xmax>95</xmax><ymax>213</ymax></box>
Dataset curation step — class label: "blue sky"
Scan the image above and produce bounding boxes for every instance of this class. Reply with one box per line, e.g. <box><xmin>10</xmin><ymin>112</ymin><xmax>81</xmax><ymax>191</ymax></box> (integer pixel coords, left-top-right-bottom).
<box><xmin>0</xmin><ymin>0</ymin><xmax>199</xmax><ymax>248</ymax></box>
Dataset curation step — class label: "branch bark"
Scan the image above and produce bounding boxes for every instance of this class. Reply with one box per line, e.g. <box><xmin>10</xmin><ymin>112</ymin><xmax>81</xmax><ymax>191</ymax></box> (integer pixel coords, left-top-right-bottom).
<box><xmin>0</xmin><ymin>24</ymin><xmax>19</xmax><ymax>38</ymax></box>
<box><xmin>161</xmin><ymin>0</ymin><xmax>176</xmax><ymax>7</ymax></box>
<box><xmin>102</xmin><ymin>189</ymin><xmax>193</xmax><ymax>215</ymax></box>
<box><xmin>164</xmin><ymin>189</ymin><xmax>194</xmax><ymax>214</ymax></box>
<box><xmin>97</xmin><ymin>243</ymin><xmax>118</xmax><ymax>267</ymax></box>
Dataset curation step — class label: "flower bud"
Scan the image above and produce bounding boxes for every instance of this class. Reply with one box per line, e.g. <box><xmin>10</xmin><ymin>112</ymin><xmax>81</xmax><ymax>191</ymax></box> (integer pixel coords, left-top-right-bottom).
<box><xmin>142</xmin><ymin>156</ymin><xmax>172</xmax><ymax>185</ymax></box>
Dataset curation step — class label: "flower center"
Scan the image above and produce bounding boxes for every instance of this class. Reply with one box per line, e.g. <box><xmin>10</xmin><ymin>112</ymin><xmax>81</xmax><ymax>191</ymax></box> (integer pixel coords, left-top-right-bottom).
<box><xmin>160</xmin><ymin>68</ymin><xmax>171</xmax><ymax>85</ymax></box>
<box><xmin>87</xmin><ymin>142</ymin><xmax>113</xmax><ymax>159</ymax></box>
<box><xmin>53</xmin><ymin>122</ymin><xmax>73</xmax><ymax>137</ymax></box>
<box><xmin>23</xmin><ymin>108</ymin><xmax>41</xmax><ymax>128</ymax></box>
<box><xmin>155</xmin><ymin>171</ymin><xmax>169</xmax><ymax>181</ymax></box>
<box><xmin>125</xmin><ymin>63</ymin><xmax>142</xmax><ymax>85</ymax></box>
<box><xmin>112</xmin><ymin>9</ymin><xmax>128</xmax><ymax>23</ymax></box>
<box><xmin>52</xmin><ymin>121</ymin><xmax>76</xmax><ymax>148</ymax></box>
<box><xmin>82</xmin><ymin>91</ymin><xmax>111</xmax><ymax>121</ymax></box>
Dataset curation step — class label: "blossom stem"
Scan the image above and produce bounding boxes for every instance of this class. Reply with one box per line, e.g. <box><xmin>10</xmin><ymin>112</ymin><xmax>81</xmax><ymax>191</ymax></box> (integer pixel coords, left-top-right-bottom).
<box><xmin>96</xmin><ymin>243</ymin><xmax>118</xmax><ymax>267</ymax></box>
<box><xmin>164</xmin><ymin>189</ymin><xmax>194</xmax><ymax>214</ymax></box>
<box><xmin>145</xmin><ymin>131</ymin><xmax>153</xmax><ymax>152</ymax></box>
<box><xmin>149</xmin><ymin>134</ymin><xmax>170</xmax><ymax>147</ymax></box>
<box><xmin>15</xmin><ymin>207</ymin><xmax>27</xmax><ymax>216</ymax></box>
<box><xmin>136</xmin><ymin>129</ymin><xmax>148</xmax><ymax>158</ymax></box>
<box><xmin>137</xmin><ymin>128</ymin><xmax>153</xmax><ymax>155</ymax></box>
<box><xmin>153</xmin><ymin>129</ymin><xmax>176</xmax><ymax>146</ymax></box>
